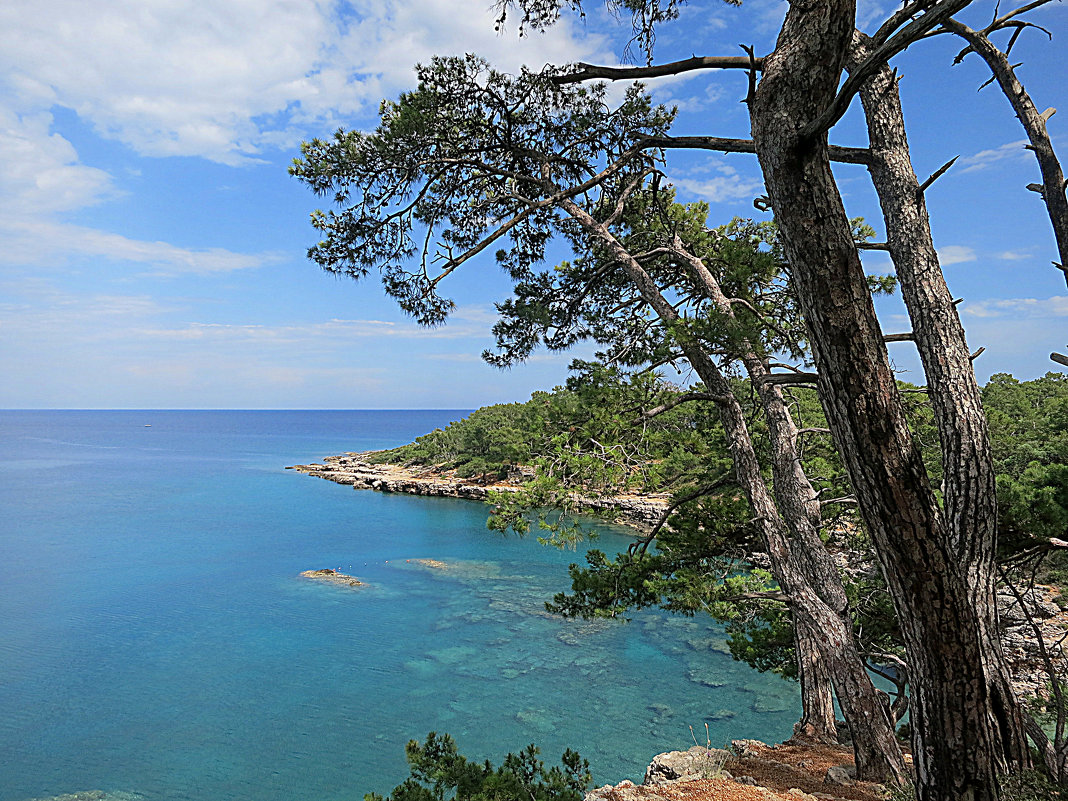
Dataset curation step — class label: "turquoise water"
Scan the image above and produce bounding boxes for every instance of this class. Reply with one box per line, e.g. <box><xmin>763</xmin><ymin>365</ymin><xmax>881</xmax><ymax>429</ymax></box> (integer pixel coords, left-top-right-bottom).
<box><xmin>0</xmin><ymin>411</ymin><xmax>799</xmax><ymax>801</ymax></box>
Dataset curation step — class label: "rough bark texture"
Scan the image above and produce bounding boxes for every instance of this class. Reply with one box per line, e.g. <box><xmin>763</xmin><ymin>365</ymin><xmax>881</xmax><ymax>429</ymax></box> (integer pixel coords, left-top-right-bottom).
<box><xmin>749</xmin><ymin>5</ymin><xmax>1027</xmax><ymax>799</ymax></box>
<box><xmin>793</xmin><ymin>620</ymin><xmax>839</xmax><ymax>743</ymax></box>
<box><xmin>850</xmin><ymin>28</ymin><xmax>1031</xmax><ymax>789</ymax></box>
<box><xmin>678</xmin><ymin>244</ymin><xmax>903</xmax><ymax>774</ymax></box>
<box><xmin>558</xmin><ymin>197</ymin><xmax>905</xmax><ymax>784</ymax></box>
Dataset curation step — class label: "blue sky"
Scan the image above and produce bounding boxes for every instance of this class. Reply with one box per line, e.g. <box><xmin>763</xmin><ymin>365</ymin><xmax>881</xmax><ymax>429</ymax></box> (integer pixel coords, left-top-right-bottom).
<box><xmin>1</xmin><ymin>1</ymin><xmax>1065</xmax><ymax>409</ymax></box>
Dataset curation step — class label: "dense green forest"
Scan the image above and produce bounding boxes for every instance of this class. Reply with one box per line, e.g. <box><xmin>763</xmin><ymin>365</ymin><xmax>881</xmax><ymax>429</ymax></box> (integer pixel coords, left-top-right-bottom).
<box><xmin>372</xmin><ymin>370</ymin><xmax>1067</xmax><ymax>547</ymax></box>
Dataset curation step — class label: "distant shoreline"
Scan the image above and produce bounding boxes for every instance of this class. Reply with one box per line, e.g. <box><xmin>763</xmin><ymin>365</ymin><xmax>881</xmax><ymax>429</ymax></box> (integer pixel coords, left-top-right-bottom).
<box><xmin>286</xmin><ymin>451</ymin><xmax>671</xmax><ymax>532</ymax></box>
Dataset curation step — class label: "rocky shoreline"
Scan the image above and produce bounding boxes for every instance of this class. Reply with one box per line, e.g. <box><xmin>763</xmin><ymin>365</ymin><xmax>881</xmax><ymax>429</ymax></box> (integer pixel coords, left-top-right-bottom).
<box><xmin>287</xmin><ymin>453</ymin><xmax>1068</xmax><ymax>711</ymax></box>
<box><xmin>286</xmin><ymin>452</ymin><xmax>671</xmax><ymax>532</ymax></box>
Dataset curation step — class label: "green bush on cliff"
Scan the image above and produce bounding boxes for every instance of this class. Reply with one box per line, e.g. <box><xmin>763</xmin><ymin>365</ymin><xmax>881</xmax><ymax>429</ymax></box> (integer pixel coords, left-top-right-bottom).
<box><xmin>365</xmin><ymin>732</ymin><xmax>590</xmax><ymax>801</ymax></box>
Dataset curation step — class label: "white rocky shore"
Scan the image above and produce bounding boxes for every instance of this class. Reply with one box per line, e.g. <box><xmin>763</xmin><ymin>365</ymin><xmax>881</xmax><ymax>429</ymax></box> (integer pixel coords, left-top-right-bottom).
<box><xmin>286</xmin><ymin>453</ymin><xmax>671</xmax><ymax>531</ymax></box>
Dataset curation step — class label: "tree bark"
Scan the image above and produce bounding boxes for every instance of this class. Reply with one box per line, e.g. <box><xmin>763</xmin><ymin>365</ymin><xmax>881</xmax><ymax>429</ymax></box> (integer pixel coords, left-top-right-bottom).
<box><xmin>558</xmin><ymin>197</ymin><xmax>905</xmax><ymax>784</ymax></box>
<box><xmin>851</xmin><ymin>27</ymin><xmax>1031</xmax><ymax>789</ymax></box>
<box><xmin>794</xmin><ymin>619</ymin><xmax>839</xmax><ymax>743</ymax></box>
<box><xmin>750</xmin><ymin>4</ymin><xmax>1027</xmax><ymax>799</ymax></box>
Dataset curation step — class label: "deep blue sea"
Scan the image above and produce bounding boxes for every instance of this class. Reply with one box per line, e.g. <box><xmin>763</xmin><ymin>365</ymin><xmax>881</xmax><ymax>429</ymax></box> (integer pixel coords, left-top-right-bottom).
<box><xmin>0</xmin><ymin>410</ymin><xmax>799</xmax><ymax>801</ymax></box>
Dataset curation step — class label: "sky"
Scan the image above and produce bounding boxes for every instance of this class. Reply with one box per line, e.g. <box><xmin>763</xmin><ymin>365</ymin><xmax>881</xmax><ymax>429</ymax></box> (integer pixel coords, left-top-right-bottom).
<box><xmin>0</xmin><ymin>0</ymin><xmax>1065</xmax><ymax>409</ymax></box>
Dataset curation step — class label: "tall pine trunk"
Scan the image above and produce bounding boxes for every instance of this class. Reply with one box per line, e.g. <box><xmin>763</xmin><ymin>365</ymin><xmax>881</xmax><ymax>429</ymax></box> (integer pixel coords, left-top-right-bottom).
<box><xmin>750</xmin><ymin>6</ymin><xmax>1029</xmax><ymax>798</ymax></box>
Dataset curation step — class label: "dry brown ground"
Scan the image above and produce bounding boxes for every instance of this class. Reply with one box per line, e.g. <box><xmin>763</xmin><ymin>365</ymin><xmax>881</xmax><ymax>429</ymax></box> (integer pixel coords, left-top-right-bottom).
<box><xmin>600</xmin><ymin>741</ymin><xmax>900</xmax><ymax>801</ymax></box>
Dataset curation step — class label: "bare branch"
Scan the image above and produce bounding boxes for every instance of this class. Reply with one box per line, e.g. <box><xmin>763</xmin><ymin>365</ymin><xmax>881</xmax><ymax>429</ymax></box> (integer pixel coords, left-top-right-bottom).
<box><xmin>551</xmin><ymin>54</ymin><xmax>766</xmax><ymax>85</ymax></box>
<box><xmin>635</xmin><ymin>134</ymin><xmax>872</xmax><ymax>165</ymax></box>
<box><xmin>759</xmin><ymin>372</ymin><xmax>820</xmax><ymax>385</ymax></box>
<box><xmin>1052</xmin><ymin>352</ymin><xmax>1068</xmax><ymax>368</ymax></box>
<box><xmin>883</xmin><ymin>332</ymin><xmax>915</xmax><ymax>342</ymax></box>
<box><xmin>629</xmin><ymin>391</ymin><xmax>729</xmax><ymax>424</ymax></box>
<box><xmin>918</xmin><ymin>155</ymin><xmax>960</xmax><ymax>194</ymax></box>
<box><xmin>943</xmin><ymin>17</ymin><xmax>1068</xmax><ymax>288</ymax></box>
<box><xmin>804</xmin><ymin>0</ymin><xmax>973</xmax><ymax>138</ymax></box>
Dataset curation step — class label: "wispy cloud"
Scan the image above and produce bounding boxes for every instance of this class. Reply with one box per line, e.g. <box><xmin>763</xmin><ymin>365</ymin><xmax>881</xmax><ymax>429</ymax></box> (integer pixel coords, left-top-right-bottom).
<box><xmin>963</xmin><ymin>295</ymin><xmax>1068</xmax><ymax>318</ymax></box>
<box><xmin>0</xmin><ymin>219</ymin><xmax>278</xmax><ymax>274</ymax></box>
<box><xmin>958</xmin><ymin>139</ymin><xmax>1030</xmax><ymax>174</ymax></box>
<box><xmin>937</xmin><ymin>245</ymin><xmax>977</xmax><ymax>266</ymax></box>
<box><xmin>996</xmin><ymin>250</ymin><xmax>1032</xmax><ymax>261</ymax></box>
<box><xmin>671</xmin><ymin>157</ymin><xmax>764</xmax><ymax>203</ymax></box>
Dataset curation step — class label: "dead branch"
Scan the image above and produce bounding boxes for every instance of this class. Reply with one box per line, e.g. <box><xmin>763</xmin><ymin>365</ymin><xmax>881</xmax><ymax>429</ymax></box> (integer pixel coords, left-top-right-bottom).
<box><xmin>551</xmin><ymin>55</ymin><xmax>765</xmax><ymax>85</ymax></box>
<box><xmin>918</xmin><ymin>155</ymin><xmax>959</xmax><ymax>194</ymax></box>
<box><xmin>759</xmin><ymin>372</ymin><xmax>820</xmax><ymax>385</ymax></box>
<box><xmin>942</xmin><ymin>17</ymin><xmax>1068</xmax><ymax>289</ymax></box>
<box><xmin>884</xmin><ymin>332</ymin><xmax>915</xmax><ymax>342</ymax></box>
<box><xmin>805</xmin><ymin>0</ymin><xmax>973</xmax><ymax>138</ymax></box>
<box><xmin>634</xmin><ymin>134</ymin><xmax>872</xmax><ymax>165</ymax></box>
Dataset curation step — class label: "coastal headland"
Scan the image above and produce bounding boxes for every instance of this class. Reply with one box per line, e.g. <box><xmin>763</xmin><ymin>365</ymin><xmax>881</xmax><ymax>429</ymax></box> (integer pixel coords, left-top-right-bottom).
<box><xmin>286</xmin><ymin>452</ymin><xmax>671</xmax><ymax>532</ymax></box>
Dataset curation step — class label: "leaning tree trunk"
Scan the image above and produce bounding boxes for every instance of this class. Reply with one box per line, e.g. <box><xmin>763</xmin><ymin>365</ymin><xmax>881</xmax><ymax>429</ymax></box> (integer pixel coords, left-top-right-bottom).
<box><xmin>677</xmin><ymin>243</ymin><xmax>893</xmax><ymax>755</ymax></box>
<box><xmin>558</xmin><ymin>196</ymin><xmax>904</xmax><ymax>783</ymax></box>
<box><xmin>750</xmin><ymin>4</ymin><xmax>1028</xmax><ymax>799</ymax></box>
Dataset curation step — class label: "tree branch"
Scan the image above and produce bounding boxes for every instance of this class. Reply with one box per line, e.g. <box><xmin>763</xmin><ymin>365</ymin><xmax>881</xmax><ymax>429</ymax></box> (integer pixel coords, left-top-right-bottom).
<box><xmin>804</xmin><ymin>0</ymin><xmax>973</xmax><ymax>138</ymax></box>
<box><xmin>551</xmin><ymin>54</ymin><xmax>766</xmax><ymax>85</ymax></box>
<box><xmin>635</xmin><ymin>134</ymin><xmax>872</xmax><ymax>165</ymax></box>
<box><xmin>759</xmin><ymin>372</ymin><xmax>820</xmax><ymax>385</ymax></box>
<box><xmin>629</xmin><ymin>391</ymin><xmax>730</xmax><ymax>424</ymax></box>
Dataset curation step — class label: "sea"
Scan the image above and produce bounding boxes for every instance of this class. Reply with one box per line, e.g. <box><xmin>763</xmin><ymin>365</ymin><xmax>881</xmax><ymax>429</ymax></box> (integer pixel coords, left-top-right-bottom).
<box><xmin>0</xmin><ymin>410</ymin><xmax>799</xmax><ymax>801</ymax></box>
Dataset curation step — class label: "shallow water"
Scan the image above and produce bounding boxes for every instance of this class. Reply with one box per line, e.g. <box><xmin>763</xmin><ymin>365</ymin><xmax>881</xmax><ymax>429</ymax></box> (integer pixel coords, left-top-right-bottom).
<box><xmin>0</xmin><ymin>411</ymin><xmax>799</xmax><ymax>801</ymax></box>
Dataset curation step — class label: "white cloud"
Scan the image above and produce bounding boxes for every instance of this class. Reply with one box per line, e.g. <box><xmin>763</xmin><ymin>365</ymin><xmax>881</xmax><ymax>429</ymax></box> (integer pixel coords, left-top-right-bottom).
<box><xmin>958</xmin><ymin>139</ymin><xmax>1030</xmax><ymax>174</ymax></box>
<box><xmin>671</xmin><ymin>157</ymin><xmax>764</xmax><ymax>203</ymax></box>
<box><xmin>0</xmin><ymin>109</ymin><xmax>118</xmax><ymax>216</ymax></box>
<box><xmin>962</xmin><ymin>295</ymin><xmax>1068</xmax><ymax>319</ymax></box>
<box><xmin>0</xmin><ymin>0</ymin><xmax>611</xmax><ymax>166</ymax></box>
<box><xmin>937</xmin><ymin>245</ymin><xmax>977</xmax><ymax>266</ymax></box>
<box><xmin>996</xmin><ymin>250</ymin><xmax>1032</xmax><ymax>261</ymax></box>
<box><xmin>0</xmin><ymin>219</ymin><xmax>277</xmax><ymax>274</ymax></box>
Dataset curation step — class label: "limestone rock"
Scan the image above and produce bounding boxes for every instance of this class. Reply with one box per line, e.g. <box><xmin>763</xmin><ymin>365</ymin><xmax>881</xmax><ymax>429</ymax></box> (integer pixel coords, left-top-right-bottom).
<box><xmin>644</xmin><ymin>745</ymin><xmax>731</xmax><ymax>784</ymax></box>
<box><xmin>823</xmin><ymin>764</ymin><xmax>855</xmax><ymax>786</ymax></box>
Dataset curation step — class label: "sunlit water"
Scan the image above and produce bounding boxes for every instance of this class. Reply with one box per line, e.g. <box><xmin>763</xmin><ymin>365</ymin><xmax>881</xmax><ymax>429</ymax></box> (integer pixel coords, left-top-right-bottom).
<box><xmin>0</xmin><ymin>411</ymin><xmax>799</xmax><ymax>801</ymax></box>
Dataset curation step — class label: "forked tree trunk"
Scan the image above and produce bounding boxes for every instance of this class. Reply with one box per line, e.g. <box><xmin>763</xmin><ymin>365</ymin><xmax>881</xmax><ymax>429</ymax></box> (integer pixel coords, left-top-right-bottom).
<box><xmin>750</xmin><ymin>5</ymin><xmax>1029</xmax><ymax>799</ymax></box>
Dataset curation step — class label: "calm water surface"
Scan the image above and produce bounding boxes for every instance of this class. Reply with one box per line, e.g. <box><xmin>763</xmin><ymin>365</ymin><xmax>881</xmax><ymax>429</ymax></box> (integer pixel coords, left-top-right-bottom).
<box><xmin>0</xmin><ymin>411</ymin><xmax>798</xmax><ymax>801</ymax></box>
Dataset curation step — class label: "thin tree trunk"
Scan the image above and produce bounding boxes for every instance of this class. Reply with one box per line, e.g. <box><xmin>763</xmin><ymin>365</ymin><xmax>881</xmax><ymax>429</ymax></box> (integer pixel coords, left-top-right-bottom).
<box><xmin>850</xmin><ymin>27</ymin><xmax>1030</xmax><ymax>786</ymax></box>
<box><xmin>942</xmin><ymin>19</ymin><xmax>1068</xmax><ymax>287</ymax></box>
<box><xmin>676</xmin><ymin>241</ymin><xmax>905</xmax><ymax>775</ymax></box>
<box><xmin>558</xmin><ymin>196</ymin><xmax>905</xmax><ymax>784</ymax></box>
<box><xmin>750</xmin><ymin>4</ymin><xmax>1027</xmax><ymax>798</ymax></box>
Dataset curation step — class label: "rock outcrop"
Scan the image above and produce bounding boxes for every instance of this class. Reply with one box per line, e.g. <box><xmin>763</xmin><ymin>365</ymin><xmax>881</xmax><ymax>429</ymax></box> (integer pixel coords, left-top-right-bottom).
<box><xmin>299</xmin><ymin>568</ymin><xmax>364</xmax><ymax>588</ymax></box>
<box><xmin>587</xmin><ymin>741</ymin><xmax>891</xmax><ymax>801</ymax></box>
<box><xmin>286</xmin><ymin>453</ymin><xmax>670</xmax><ymax>531</ymax></box>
